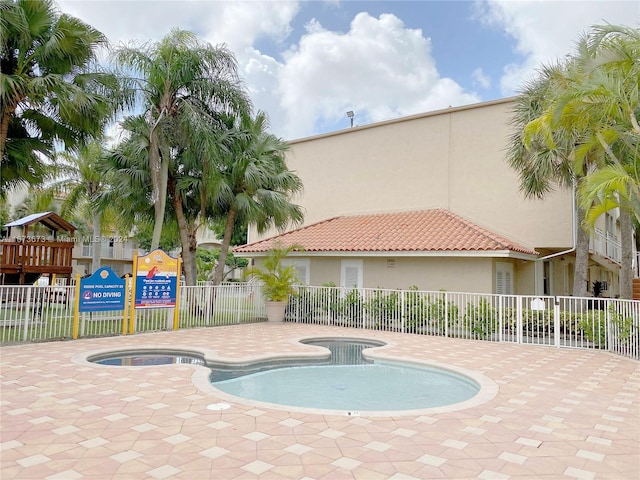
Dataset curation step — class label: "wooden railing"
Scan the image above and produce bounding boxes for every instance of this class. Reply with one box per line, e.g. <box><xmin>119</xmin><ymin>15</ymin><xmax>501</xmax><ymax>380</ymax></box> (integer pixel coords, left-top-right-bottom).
<box><xmin>0</xmin><ymin>240</ymin><xmax>74</xmax><ymax>276</ymax></box>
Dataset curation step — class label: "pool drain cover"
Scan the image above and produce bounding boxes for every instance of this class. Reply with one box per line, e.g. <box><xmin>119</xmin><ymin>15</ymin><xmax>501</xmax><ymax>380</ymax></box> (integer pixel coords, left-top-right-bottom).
<box><xmin>207</xmin><ymin>403</ymin><xmax>231</xmax><ymax>411</ymax></box>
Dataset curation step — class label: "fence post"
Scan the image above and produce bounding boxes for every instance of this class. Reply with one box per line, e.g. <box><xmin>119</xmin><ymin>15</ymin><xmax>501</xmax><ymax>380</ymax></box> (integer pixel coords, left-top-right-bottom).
<box><xmin>22</xmin><ymin>286</ymin><xmax>32</xmax><ymax>342</ymax></box>
<box><xmin>400</xmin><ymin>291</ymin><xmax>405</xmax><ymax>333</ymax></box>
<box><xmin>498</xmin><ymin>295</ymin><xmax>503</xmax><ymax>343</ymax></box>
<box><xmin>516</xmin><ymin>296</ymin><xmax>523</xmax><ymax>344</ymax></box>
<box><xmin>553</xmin><ymin>296</ymin><xmax>560</xmax><ymax>347</ymax></box>
<box><xmin>444</xmin><ymin>292</ymin><xmax>449</xmax><ymax>338</ymax></box>
<box><xmin>606</xmin><ymin>300</ymin><xmax>612</xmax><ymax>353</ymax></box>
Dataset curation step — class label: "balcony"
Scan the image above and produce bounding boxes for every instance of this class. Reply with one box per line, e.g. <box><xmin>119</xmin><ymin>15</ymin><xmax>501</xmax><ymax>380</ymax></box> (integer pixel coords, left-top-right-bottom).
<box><xmin>81</xmin><ymin>244</ymin><xmax>115</xmax><ymax>259</ymax></box>
<box><xmin>589</xmin><ymin>228</ymin><xmax>621</xmax><ymax>264</ymax></box>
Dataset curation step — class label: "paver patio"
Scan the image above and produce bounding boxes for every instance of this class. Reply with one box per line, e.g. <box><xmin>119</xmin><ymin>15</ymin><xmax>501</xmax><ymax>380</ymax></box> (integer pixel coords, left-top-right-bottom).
<box><xmin>1</xmin><ymin>323</ymin><xmax>638</xmax><ymax>479</ymax></box>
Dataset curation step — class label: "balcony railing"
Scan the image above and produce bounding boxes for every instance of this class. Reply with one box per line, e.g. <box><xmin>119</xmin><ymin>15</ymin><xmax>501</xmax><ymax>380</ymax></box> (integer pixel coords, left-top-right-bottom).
<box><xmin>80</xmin><ymin>244</ymin><xmax>115</xmax><ymax>259</ymax></box>
<box><xmin>590</xmin><ymin>228</ymin><xmax>621</xmax><ymax>264</ymax></box>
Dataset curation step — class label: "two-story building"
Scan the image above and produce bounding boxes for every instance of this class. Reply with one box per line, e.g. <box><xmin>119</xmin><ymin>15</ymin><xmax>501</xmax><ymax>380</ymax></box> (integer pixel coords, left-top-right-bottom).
<box><xmin>236</xmin><ymin>98</ymin><xmax>635</xmax><ymax>297</ymax></box>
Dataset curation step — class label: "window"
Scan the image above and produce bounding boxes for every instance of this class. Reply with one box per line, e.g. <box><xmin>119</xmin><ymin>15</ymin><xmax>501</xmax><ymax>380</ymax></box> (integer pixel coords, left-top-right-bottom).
<box><xmin>341</xmin><ymin>260</ymin><xmax>363</xmax><ymax>290</ymax></box>
<box><xmin>495</xmin><ymin>262</ymin><xmax>513</xmax><ymax>295</ymax></box>
<box><xmin>282</xmin><ymin>259</ymin><xmax>310</xmax><ymax>285</ymax></box>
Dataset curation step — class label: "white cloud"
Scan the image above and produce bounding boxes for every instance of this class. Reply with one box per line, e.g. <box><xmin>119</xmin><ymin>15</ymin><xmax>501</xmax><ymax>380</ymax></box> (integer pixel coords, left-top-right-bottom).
<box><xmin>58</xmin><ymin>0</ymin><xmax>298</xmax><ymax>52</ymax></box>
<box><xmin>477</xmin><ymin>0</ymin><xmax>640</xmax><ymax>95</ymax></box>
<box><xmin>471</xmin><ymin>67</ymin><xmax>491</xmax><ymax>89</ymax></box>
<box><xmin>276</xmin><ymin>12</ymin><xmax>478</xmax><ymax>139</ymax></box>
<box><xmin>55</xmin><ymin>2</ymin><xmax>478</xmax><ymax>140</ymax></box>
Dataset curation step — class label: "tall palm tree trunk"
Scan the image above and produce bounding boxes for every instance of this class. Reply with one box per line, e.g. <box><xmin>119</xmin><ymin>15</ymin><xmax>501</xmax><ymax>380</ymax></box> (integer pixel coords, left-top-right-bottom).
<box><xmin>171</xmin><ymin>190</ymin><xmax>197</xmax><ymax>286</ymax></box>
<box><xmin>619</xmin><ymin>208</ymin><xmax>633</xmax><ymax>299</ymax></box>
<box><xmin>573</xmin><ymin>207</ymin><xmax>590</xmax><ymax>297</ymax></box>
<box><xmin>0</xmin><ymin>107</ymin><xmax>17</xmax><ymax>162</ymax></box>
<box><xmin>149</xmin><ymin>134</ymin><xmax>169</xmax><ymax>251</ymax></box>
<box><xmin>213</xmin><ymin>207</ymin><xmax>236</xmax><ymax>285</ymax></box>
<box><xmin>91</xmin><ymin>214</ymin><xmax>102</xmax><ymax>273</ymax></box>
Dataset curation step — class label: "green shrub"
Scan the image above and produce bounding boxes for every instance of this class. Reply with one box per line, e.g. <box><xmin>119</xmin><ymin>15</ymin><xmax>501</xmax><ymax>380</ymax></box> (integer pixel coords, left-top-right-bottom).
<box><xmin>366</xmin><ymin>289</ymin><xmax>401</xmax><ymax>328</ymax></box>
<box><xmin>464</xmin><ymin>298</ymin><xmax>497</xmax><ymax>339</ymax></box>
<box><xmin>404</xmin><ymin>286</ymin><xmax>428</xmax><ymax>332</ymax></box>
<box><xmin>579</xmin><ymin>310</ymin><xmax>607</xmax><ymax>347</ymax></box>
<box><xmin>427</xmin><ymin>293</ymin><xmax>459</xmax><ymax>334</ymax></box>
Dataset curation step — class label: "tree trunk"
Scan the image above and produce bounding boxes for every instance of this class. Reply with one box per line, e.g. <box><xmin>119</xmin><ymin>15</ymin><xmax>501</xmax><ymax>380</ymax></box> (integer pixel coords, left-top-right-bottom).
<box><xmin>573</xmin><ymin>206</ymin><xmax>590</xmax><ymax>297</ymax></box>
<box><xmin>619</xmin><ymin>208</ymin><xmax>633</xmax><ymax>299</ymax></box>
<box><xmin>0</xmin><ymin>110</ymin><xmax>14</xmax><ymax>163</ymax></box>
<box><xmin>0</xmin><ymin>98</ymin><xmax>20</xmax><ymax>163</ymax></box>
<box><xmin>149</xmin><ymin>132</ymin><xmax>168</xmax><ymax>251</ymax></box>
<box><xmin>91</xmin><ymin>214</ymin><xmax>101</xmax><ymax>273</ymax></box>
<box><xmin>171</xmin><ymin>188</ymin><xmax>197</xmax><ymax>286</ymax></box>
<box><xmin>213</xmin><ymin>207</ymin><xmax>236</xmax><ymax>285</ymax></box>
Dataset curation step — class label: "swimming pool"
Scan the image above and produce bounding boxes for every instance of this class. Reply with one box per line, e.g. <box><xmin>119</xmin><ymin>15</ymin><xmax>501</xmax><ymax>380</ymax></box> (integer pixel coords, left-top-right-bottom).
<box><xmin>209</xmin><ymin>339</ymin><xmax>480</xmax><ymax>411</ymax></box>
<box><xmin>84</xmin><ymin>337</ymin><xmax>495</xmax><ymax>415</ymax></box>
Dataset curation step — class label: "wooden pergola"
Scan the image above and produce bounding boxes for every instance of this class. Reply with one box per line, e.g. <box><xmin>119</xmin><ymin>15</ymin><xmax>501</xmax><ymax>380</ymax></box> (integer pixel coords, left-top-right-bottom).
<box><xmin>1</xmin><ymin>212</ymin><xmax>76</xmax><ymax>285</ymax></box>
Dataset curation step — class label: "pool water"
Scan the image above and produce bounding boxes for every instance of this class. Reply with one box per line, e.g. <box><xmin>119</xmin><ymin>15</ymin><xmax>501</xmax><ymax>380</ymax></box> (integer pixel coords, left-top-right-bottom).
<box><xmin>95</xmin><ymin>354</ymin><xmax>205</xmax><ymax>366</ymax></box>
<box><xmin>87</xmin><ymin>339</ymin><xmax>482</xmax><ymax>412</ymax></box>
<box><xmin>210</xmin><ymin>339</ymin><xmax>480</xmax><ymax>411</ymax></box>
<box><xmin>213</xmin><ymin>362</ymin><xmax>479</xmax><ymax>411</ymax></box>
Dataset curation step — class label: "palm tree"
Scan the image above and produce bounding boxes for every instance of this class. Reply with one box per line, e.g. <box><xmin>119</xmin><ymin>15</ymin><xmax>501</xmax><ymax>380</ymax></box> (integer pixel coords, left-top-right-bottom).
<box><xmin>208</xmin><ymin>111</ymin><xmax>304</xmax><ymax>285</ymax></box>
<box><xmin>111</xmin><ymin>28</ymin><xmax>250</xmax><ymax>251</ymax></box>
<box><xmin>13</xmin><ymin>188</ymin><xmax>57</xmax><ymax>219</ymax></box>
<box><xmin>0</xmin><ymin>0</ymin><xmax>118</xmax><ymax>193</ymax></box>
<box><xmin>54</xmin><ymin>141</ymin><xmax>123</xmax><ymax>273</ymax></box>
<box><xmin>507</xmin><ymin>62</ymin><xmax>591</xmax><ymax>297</ymax></box>
<box><xmin>523</xmin><ymin>24</ymin><xmax>639</xmax><ymax>298</ymax></box>
<box><xmin>106</xmin><ymin>113</ymin><xmax>201</xmax><ymax>284</ymax></box>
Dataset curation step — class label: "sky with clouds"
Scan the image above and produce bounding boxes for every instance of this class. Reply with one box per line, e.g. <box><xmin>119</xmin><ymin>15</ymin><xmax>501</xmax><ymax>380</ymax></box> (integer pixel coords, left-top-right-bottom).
<box><xmin>56</xmin><ymin>0</ymin><xmax>640</xmax><ymax>141</ymax></box>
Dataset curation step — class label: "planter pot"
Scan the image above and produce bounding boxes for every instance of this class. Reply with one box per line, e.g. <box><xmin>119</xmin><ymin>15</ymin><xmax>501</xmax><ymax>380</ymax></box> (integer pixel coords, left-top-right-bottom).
<box><xmin>264</xmin><ymin>300</ymin><xmax>288</xmax><ymax>322</ymax></box>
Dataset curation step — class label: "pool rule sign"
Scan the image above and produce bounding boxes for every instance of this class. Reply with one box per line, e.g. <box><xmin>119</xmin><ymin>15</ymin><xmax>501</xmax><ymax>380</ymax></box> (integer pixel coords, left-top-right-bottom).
<box><xmin>79</xmin><ymin>267</ymin><xmax>126</xmax><ymax>312</ymax></box>
<box><xmin>134</xmin><ymin>249</ymin><xmax>179</xmax><ymax>308</ymax></box>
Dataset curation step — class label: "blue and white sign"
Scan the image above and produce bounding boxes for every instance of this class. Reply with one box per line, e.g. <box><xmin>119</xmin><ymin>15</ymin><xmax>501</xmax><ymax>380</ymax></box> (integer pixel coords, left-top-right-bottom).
<box><xmin>134</xmin><ymin>250</ymin><xmax>179</xmax><ymax>309</ymax></box>
<box><xmin>79</xmin><ymin>267</ymin><xmax>126</xmax><ymax>312</ymax></box>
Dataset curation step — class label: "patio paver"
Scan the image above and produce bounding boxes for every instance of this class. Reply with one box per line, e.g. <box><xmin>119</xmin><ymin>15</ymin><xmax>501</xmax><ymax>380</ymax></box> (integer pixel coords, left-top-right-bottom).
<box><xmin>1</xmin><ymin>323</ymin><xmax>638</xmax><ymax>479</ymax></box>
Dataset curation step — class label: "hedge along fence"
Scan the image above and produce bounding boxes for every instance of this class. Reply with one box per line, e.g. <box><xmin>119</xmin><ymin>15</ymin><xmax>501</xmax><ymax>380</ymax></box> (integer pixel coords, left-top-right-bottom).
<box><xmin>285</xmin><ymin>286</ymin><xmax>639</xmax><ymax>360</ymax></box>
<box><xmin>1</xmin><ymin>283</ymin><xmax>638</xmax><ymax>361</ymax></box>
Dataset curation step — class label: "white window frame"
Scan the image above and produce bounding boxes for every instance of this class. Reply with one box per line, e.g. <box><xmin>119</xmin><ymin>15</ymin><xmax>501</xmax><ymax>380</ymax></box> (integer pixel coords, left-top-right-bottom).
<box><xmin>495</xmin><ymin>262</ymin><xmax>514</xmax><ymax>295</ymax></box>
<box><xmin>282</xmin><ymin>259</ymin><xmax>310</xmax><ymax>285</ymax></box>
<box><xmin>341</xmin><ymin>259</ymin><xmax>363</xmax><ymax>290</ymax></box>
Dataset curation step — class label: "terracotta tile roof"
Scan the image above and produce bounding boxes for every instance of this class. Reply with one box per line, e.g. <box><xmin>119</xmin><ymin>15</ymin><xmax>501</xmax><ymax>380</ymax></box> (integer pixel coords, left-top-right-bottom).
<box><xmin>234</xmin><ymin>209</ymin><xmax>538</xmax><ymax>256</ymax></box>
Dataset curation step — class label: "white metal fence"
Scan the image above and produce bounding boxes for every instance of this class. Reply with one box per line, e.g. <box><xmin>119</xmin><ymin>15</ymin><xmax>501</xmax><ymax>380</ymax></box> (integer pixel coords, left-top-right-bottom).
<box><xmin>285</xmin><ymin>286</ymin><xmax>639</xmax><ymax>360</ymax></box>
<box><xmin>1</xmin><ymin>283</ymin><xmax>638</xmax><ymax>361</ymax></box>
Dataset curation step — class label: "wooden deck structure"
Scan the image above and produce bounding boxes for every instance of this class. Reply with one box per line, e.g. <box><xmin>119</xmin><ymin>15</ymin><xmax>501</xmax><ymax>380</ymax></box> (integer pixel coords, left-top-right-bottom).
<box><xmin>0</xmin><ymin>212</ymin><xmax>76</xmax><ymax>285</ymax></box>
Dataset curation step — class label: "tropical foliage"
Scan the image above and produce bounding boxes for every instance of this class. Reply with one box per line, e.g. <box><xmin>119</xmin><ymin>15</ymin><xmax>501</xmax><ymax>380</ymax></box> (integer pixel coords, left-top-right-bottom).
<box><xmin>208</xmin><ymin>111</ymin><xmax>304</xmax><ymax>284</ymax></box>
<box><xmin>510</xmin><ymin>23</ymin><xmax>639</xmax><ymax>298</ymax></box>
<box><xmin>244</xmin><ymin>245</ymin><xmax>303</xmax><ymax>302</ymax></box>
<box><xmin>0</xmin><ymin>0</ymin><xmax>119</xmax><ymax>194</ymax></box>
<box><xmin>110</xmin><ymin>28</ymin><xmax>250</xmax><ymax>251</ymax></box>
<box><xmin>53</xmin><ymin>141</ymin><xmax>125</xmax><ymax>272</ymax></box>
<box><xmin>507</xmin><ymin>61</ymin><xmax>591</xmax><ymax>296</ymax></box>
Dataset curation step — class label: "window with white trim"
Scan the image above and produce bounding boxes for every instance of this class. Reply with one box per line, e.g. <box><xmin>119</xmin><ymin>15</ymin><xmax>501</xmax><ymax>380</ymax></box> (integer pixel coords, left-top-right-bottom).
<box><xmin>282</xmin><ymin>259</ymin><xmax>310</xmax><ymax>285</ymax></box>
<box><xmin>341</xmin><ymin>260</ymin><xmax>363</xmax><ymax>290</ymax></box>
<box><xmin>496</xmin><ymin>262</ymin><xmax>513</xmax><ymax>295</ymax></box>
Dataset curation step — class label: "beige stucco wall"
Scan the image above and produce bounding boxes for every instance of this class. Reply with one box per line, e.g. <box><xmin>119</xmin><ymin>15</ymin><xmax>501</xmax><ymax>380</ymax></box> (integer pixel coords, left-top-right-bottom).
<box><xmin>256</xmin><ymin>255</ymin><xmax>497</xmax><ymax>293</ymax></box>
<box><xmin>250</xmin><ymin>98</ymin><xmax>573</xmax><ymax>251</ymax></box>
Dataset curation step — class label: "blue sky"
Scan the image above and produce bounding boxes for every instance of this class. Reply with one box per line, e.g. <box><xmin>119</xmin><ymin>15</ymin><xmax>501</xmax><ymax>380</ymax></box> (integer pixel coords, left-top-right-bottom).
<box><xmin>58</xmin><ymin>0</ymin><xmax>639</xmax><ymax>140</ymax></box>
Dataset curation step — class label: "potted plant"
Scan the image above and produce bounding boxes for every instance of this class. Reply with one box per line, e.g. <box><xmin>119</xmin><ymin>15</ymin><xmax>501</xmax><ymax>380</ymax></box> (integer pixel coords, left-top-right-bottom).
<box><xmin>244</xmin><ymin>244</ymin><xmax>303</xmax><ymax>322</ymax></box>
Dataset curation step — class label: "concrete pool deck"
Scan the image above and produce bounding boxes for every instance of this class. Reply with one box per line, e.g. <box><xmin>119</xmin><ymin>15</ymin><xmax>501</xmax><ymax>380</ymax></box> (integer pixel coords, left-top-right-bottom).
<box><xmin>1</xmin><ymin>323</ymin><xmax>638</xmax><ymax>479</ymax></box>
